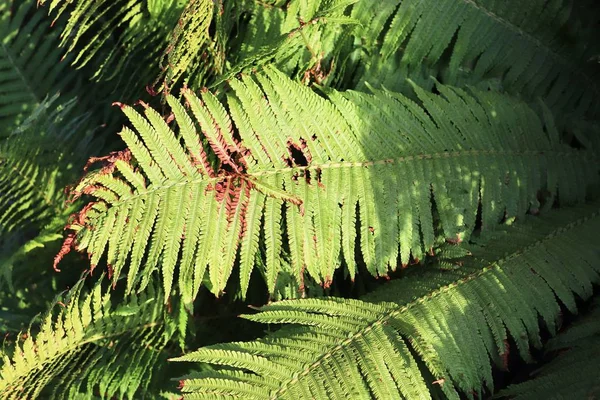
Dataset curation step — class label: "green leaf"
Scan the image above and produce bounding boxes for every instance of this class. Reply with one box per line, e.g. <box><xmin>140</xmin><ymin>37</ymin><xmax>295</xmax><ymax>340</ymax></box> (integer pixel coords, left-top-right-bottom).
<box><xmin>60</xmin><ymin>67</ymin><xmax>598</xmax><ymax>303</ymax></box>
<box><xmin>0</xmin><ymin>277</ymin><xmax>174</xmax><ymax>399</ymax></box>
<box><xmin>172</xmin><ymin>201</ymin><xmax>600</xmax><ymax>399</ymax></box>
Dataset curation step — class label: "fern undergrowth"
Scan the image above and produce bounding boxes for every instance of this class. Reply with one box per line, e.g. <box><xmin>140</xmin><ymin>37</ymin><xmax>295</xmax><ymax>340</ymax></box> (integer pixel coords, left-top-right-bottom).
<box><xmin>0</xmin><ymin>0</ymin><xmax>599</xmax><ymax>398</ymax></box>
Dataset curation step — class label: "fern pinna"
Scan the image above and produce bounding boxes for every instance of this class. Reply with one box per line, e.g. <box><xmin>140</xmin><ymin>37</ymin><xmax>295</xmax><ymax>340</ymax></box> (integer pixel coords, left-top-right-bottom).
<box><xmin>348</xmin><ymin>0</ymin><xmax>600</xmax><ymax>120</ymax></box>
<box><xmin>57</xmin><ymin>66</ymin><xmax>598</xmax><ymax>305</ymax></box>
<box><xmin>0</xmin><ymin>277</ymin><xmax>176</xmax><ymax>399</ymax></box>
<box><xmin>172</xmin><ymin>201</ymin><xmax>600</xmax><ymax>399</ymax></box>
<box><xmin>497</xmin><ymin>298</ymin><xmax>600</xmax><ymax>399</ymax></box>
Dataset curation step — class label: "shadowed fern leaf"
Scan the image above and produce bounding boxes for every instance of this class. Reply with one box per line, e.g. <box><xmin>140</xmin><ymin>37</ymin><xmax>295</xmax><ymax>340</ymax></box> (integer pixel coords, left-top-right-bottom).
<box><xmin>496</xmin><ymin>298</ymin><xmax>600</xmax><ymax>399</ymax></box>
<box><xmin>0</xmin><ymin>96</ymin><xmax>83</xmax><ymax>236</ymax></box>
<box><xmin>0</xmin><ymin>95</ymin><xmax>93</xmax><ymax>288</ymax></box>
<box><xmin>171</xmin><ymin>201</ymin><xmax>600</xmax><ymax>399</ymax></box>
<box><xmin>0</xmin><ymin>277</ymin><xmax>176</xmax><ymax>399</ymax></box>
<box><xmin>346</xmin><ymin>0</ymin><xmax>600</xmax><ymax>120</ymax></box>
<box><xmin>0</xmin><ymin>0</ymin><xmax>76</xmax><ymax>135</ymax></box>
<box><xmin>58</xmin><ymin>67</ymin><xmax>598</xmax><ymax>304</ymax></box>
<box><xmin>218</xmin><ymin>0</ymin><xmax>359</xmax><ymax>87</ymax></box>
<box><xmin>37</xmin><ymin>0</ymin><xmax>190</xmax><ymax>84</ymax></box>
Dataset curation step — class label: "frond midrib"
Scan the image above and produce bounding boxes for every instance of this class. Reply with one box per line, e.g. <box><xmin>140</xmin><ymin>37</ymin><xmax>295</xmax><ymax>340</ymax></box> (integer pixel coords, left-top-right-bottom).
<box><xmin>267</xmin><ymin>208</ymin><xmax>600</xmax><ymax>398</ymax></box>
<box><xmin>88</xmin><ymin>148</ymin><xmax>596</xmax><ymax>211</ymax></box>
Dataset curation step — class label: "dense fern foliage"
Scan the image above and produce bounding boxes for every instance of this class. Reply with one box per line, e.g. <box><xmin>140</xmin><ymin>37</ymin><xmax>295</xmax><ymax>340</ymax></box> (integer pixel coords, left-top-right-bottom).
<box><xmin>0</xmin><ymin>1</ymin><xmax>75</xmax><ymax>134</ymax></box>
<box><xmin>348</xmin><ymin>0</ymin><xmax>600</xmax><ymax>117</ymax></box>
<box><xmin>496</xmin><ymin>298</ymin><xmax>600</xmax><ymax>399</ymax></box>
<box><xmin>172</xmin><ymin>202</ymin><xmax>600</xmax><ymax>398</ymax></box>
<box><xmin>0</xmin><ymin>278</ymin><xmax>177</xmax><ymax>399</ymax></box>
<box><xmin>0</xmin><ymin>0</ymin><xmax>599</xmax><ymax>398</ymax></box>
<box><xmin>58</xmin><ymin>67</ymin><xmax>598</xmax><ymax>304</ymax></box>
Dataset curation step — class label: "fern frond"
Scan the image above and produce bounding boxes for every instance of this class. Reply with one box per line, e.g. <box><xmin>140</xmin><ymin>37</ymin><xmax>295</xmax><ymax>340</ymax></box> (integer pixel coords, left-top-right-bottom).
<box><xmin>0</xmin><ymin>96</ymin><xmax>82</xmax><ymax>237</ymax></box>
<box><xmin>0</xmin><ymin>276</ymin><xmax>176</xmax><ymax>399</ymax></box>
<box><xmin>348</xmin><ymin>0</ymin><xmax>600</xmax><ymax>119</ymax></box>
<box><xmin>37</xmin><ymin>0</ymin><xmax>186</xmax><ymax>84</ymax></box>
<box><xmin>157</xmin><ymin>0</ymin><xmax>215</xmax><ymax>88</ymax></box>
<box><xmin>0</xmin><ymin>94</ymin><xmax>95</xmax><ymax>292</ymax></box>
<box><xmin>0</xmin><ymin>228</ymin><xmax>62</xmax><ymax>290</ymax></box>
<box><xmin>172</xmin><ymin>201</ymin><xmax>600</xmax><ymax>399</ymax></box>
<box><xmin>0</xmin><ymin>0</ymin><xmax>75</xmax><ymax>135</ymax></box>
<box><xmin>496</xmin><ymin>298</ymin><xmax>600</xmax><ymax>399</ymax></box>
<box><xmin>210</xmin><ymin>0</ymin><xmax>360</xmax><ymax>89</ymax></box>
<box><xmin>60</xmin><ymin>67</ymin><xmax>598</xmax><ymax>303</ymax></box>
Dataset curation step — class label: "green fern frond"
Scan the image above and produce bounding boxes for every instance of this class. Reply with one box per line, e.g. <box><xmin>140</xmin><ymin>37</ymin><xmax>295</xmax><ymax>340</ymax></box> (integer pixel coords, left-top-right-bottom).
<box><xmin>157</xmin><ymin>0</ymin><xmax>215</xmax><ymax>88</ymax></box>
<box><xmin>0</xmin><ymin>276</ymin><xmax>175</xmax><ymax>399</ymax></box>
<box><xmin>0</xmin><ymin>0</ymin><xmax>76</xmax><ymax>135</ymax></box>
<box><xmin>171</xmin><ymin>201</ymin><xmax>600</xmax><ymax>399</ymax></box>
<box><xmin>349</xmin><ymin>0</ymin><xmax>600</xmax><ymax>119</ymax></box>
<box><xmin>0</xmin><ymin>229</ymin><xmax>62</xmax><ymax>290</ymax></box>
<box><xmin>212</xmin><ymin>0</ymin><xmax>359</xmax><ymax>88</ymax></box>
<box><xmin>0</xmin><ymin>96</ymin><xmax>80</xmax><ymax>237</ymax></box>
<box><xmin>59</xmin><ymin>67</ymin><xmax>598</xmax><ymax>303</ymax></box>
<box><xmin>37</xmin><ymin>0</ymin><xmax>188</xmax><ymax>83</ymax></box>
<box><xmin>496</xmin><ymin>298</ymin><xmax>600</xmax><ymax>399</ymax></box>
<box><xmin>0</xmin><ymin>93</ymin><xmax>97</xmax><ymax>293</ymax></box>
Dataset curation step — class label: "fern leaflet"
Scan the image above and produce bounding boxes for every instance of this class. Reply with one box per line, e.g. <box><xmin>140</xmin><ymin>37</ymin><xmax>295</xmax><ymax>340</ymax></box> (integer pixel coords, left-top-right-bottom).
<box><xmin>0</xmin><ymin>277</ymin><xmax>176</xmax><ymax>399</ymax></box>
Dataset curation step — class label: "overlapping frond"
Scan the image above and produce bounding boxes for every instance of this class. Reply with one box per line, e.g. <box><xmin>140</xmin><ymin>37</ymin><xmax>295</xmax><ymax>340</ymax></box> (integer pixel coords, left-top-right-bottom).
<box><xmin>0</xmin><ymin>0</ymin><xmax>75</xmax><ymax>135</ymax></box>
<box><xmin>0</xmin><ymin>96</ymin><xmax>81</xmax><ymax>237</ymax></box>
<box><xmin>37</xmin><ymin>0</ymin><xmax>188</xmax><ymax>84</ymax></box>
<box><xmin>172</xmin><ymin>202</ymin><xmax>600</xmax><ymax>399</ymax></box>
<box><xmin>206</xmin><ymin>0</ymin><xmax>360</xmax><ymax>90</ymax></box>
<box><xmin>30</xmin><ymin>0</ymin><xmax>370</xmax><ymax>93</ymax></box>
<box><xmin>156</xmin><ymin>0</ymin><xmax>215</xmax><ymax>88</ymax></box>
<box><xmin>496</xmin><ymin>299</ymin><xmax>600</xmax><ymax>399</ymax></box>
<box><xmin>0</xmin><ymin>95</ymin><xmax>94</xmax><ymax>290</ymax></box>
<box><xmin>0</xmin><ymin>277</ymin><xmax>175</xmax><ymax>399</ymax></box>
<box><xmin>59</xmin><ymin>67</ymin><xmax>598</xmax><ymax>304</ymax></box>
<box><xmin>347</xmin><ymin>0</ymin><xmax>600</xmax><ymax>119</ymax></box>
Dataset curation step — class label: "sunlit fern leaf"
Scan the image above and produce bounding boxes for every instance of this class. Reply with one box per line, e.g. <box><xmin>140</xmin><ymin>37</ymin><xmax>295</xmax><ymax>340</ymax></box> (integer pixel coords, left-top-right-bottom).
<box><xmin>0</xmin><ymin>0</ymin><xmax>76</xmax><ymax>136</ymax></box>
<box><xmin>156</xmin><ymin>0</ymin><xmax>215</xmax><ymax>88</ymax></box>
<box><xmin>171</xmin><ymin>201</ymin><xmax>600</xmax><ymax>399</ymax></box>
<box><xmin>0</xmin><ymin>276</ymin><xmax>176</xmax><ymax>399</ymax></box>
<box><xmin>58</xmin><ymin>66</ymin><xmax>598</xmax><ymax>304</ymax></box>
<box><xmin>496</xmin><ymin>298</ymin><xmax>600</xmax><ymax>399</ymax></box>
<box><xmin>348</xmin><ymin>0</ymin><xmax>600</xmax><ymax>120</ymax></box>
